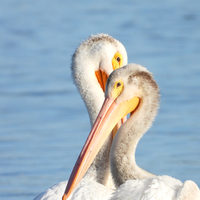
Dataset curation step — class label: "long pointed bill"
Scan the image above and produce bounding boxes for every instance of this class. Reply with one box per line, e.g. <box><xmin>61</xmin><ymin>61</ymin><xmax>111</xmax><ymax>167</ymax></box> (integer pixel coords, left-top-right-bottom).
<box><xmin>95</xmin><ymin>70</ymin><xmax>126</xmax><ymax>144</ymax></box>
<box><xmin>62</xmin><ymin>96</ymin><xmax>140</xmax><ymax>200</ymax></box>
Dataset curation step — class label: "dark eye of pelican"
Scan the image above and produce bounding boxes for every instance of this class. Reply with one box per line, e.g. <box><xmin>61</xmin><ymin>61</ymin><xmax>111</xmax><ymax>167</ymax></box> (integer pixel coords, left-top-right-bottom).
<box><xmin>116</xmin><ymin>57</ymin><xmax>121</xmax><ymax>62</ymax></box>
<box><xmin>116</xmin><ymin>82</ymin><xmax>121</xmax><ymax>87</ymax></box>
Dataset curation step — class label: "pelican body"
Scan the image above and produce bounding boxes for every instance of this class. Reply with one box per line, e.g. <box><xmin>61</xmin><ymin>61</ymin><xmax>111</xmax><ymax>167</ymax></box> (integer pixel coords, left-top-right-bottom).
<box><xmin>34</xmin><ymin>34</ymin><xmax>127</xmax><ymax>200</ymax></box>
<box><xmin>64</xmin><ymin>63</ymin><xmax>200</xmax><ymax>200</ymax></box>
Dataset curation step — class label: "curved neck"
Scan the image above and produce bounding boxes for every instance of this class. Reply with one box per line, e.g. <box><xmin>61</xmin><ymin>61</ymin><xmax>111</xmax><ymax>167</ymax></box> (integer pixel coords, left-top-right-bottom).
<box><xmin>72</xmin><ymin>60</ymin><xmax>105</xmax><ymax>125</ymax></box>
<box><xmin>110</xmin><ymin>85</ymin><xmax>159</xmax><ymax>187</ymax></box>
<box><xmin>72</xmin><ymin>59</ymin><xmax>114</xmax><ymax>188</ymax></box>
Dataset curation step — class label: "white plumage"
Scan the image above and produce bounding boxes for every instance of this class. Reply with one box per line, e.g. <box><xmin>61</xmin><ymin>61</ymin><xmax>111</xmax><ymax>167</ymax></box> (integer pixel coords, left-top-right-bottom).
<box><xmin>110</xmin><ymin>176</ymin><xmax>200</xmax><ymax>200</ymax></box>
<box><xmin>34</xmin><ymin>179</ymin><xmax>113</xmax><ymax>200</ymax></box>
<box><xmin>35</xmin><ymin>176</ymin><xmax>200</xmax><ymax>200</ymax></box>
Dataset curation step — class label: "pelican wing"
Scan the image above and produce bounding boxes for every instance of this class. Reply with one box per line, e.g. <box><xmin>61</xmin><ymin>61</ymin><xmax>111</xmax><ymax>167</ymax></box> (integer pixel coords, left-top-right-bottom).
<box><xmin>109</xmin><ymin>176</ymin><xmax>184</xmax><ymax>200</ymax></box>
<box><xmin>34</xmin><ymin>178</ymin><xmax>114</xmax><ymax>200</ymax></box>
<box><xmin>177</xmin><ymin>180</ymin><xmax>200</xmax><ymax>200</ymax></box>
<box><xmin>34</xmin><ymin>181</ymin><xmax>67</xmax><ymax>200</ymax></box>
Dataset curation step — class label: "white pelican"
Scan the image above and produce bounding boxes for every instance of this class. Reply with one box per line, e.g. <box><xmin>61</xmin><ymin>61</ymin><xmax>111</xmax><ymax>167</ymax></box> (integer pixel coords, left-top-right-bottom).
<box><xmin>64</xmin><ymin>63</ymin><xmax>200</xmax><ymax>200</ymax></box>
<box><xmin>34</xmin><ymin>34</ymin><xmax>127</xmax><ymax>200</ymax></box>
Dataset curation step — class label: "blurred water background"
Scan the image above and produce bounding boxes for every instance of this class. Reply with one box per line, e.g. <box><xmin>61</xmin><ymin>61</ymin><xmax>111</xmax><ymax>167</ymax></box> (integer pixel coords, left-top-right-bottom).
<box><xmin>0</xmin><ymin>0</ymin><xmax>200</xmax><ymax>199</ymax></box>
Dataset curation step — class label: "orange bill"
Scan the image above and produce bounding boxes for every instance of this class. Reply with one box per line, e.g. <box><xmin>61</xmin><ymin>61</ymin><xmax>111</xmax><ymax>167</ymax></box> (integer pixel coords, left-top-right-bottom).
<box><xmin>62</xmin><ymin>96</ymin><xmax>140</xmax><ymax>200</ymax></box>
<box><xmin>95</xmin><ymin>69</ymin><xmax>125</xmax><ymax>138</ymax></box>
<box><xmin>112</xmin><ymin>115</ymin><xmax>127</xmax><ymax>138</ymax></box>
<box><xmin>95</xmin><ymin>70</ymin><xmax>109</xmax><ymax>92</ymax></box>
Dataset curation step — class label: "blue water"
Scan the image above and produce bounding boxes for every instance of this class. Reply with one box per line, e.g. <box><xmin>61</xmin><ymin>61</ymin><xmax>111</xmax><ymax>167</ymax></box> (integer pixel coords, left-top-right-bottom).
<box><xmin>0</xmin><ymin>0</ymin><xmax>200</xmax><ymax>199</ymax></box>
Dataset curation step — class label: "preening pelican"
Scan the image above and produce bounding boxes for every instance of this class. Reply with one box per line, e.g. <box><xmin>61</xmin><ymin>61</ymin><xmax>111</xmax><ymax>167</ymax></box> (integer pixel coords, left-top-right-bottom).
<box><xmin>34</xmin><ymin>34</ymin><xmax>127</xmax><ymax>200</ymax></box>
<box><xmin>64</xmin><ymin>63</ymin><xmax>200</xmax><ymax>200</ymax></box>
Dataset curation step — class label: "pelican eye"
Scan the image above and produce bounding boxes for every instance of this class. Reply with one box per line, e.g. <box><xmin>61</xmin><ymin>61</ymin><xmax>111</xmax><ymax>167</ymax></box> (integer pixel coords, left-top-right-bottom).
<box><xmin>116</xmin><ymin>57</ymin><xmax>121</xmax><ymax>62</ymax></box>
<box><xmin>116</xmin><ymin>82</ymin><xmax>121</xmax><ymax>87</ymax></box>
<box><xmin>112</xmin><ymin>80</ymin><xmax>124</xmax><ymax>99</ymax></box>
<box><xmin>112</xmin><ymin>52</ymin><xmax>123</xmax><ymax>70</ymax></box>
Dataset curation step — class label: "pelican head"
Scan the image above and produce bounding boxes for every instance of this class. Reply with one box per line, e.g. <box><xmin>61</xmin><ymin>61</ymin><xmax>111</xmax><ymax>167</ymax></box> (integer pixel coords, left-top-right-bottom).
<box><xmin>71</xmin><ymin>34</ymin><xmax>128</xmax><ymax>124</ymax></box>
